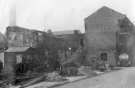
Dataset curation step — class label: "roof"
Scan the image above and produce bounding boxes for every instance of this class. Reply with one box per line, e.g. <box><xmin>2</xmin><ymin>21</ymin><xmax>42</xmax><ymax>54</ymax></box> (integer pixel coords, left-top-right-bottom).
<box><xmin>7</xmin><ymin>26</ymin><xmax>46</xmax><ymax>34</ymax></box>
<box><xmin>5</xmin><ymin>47</ymin><xmax>30</xmax><ymax>52</ymax></box>
<box><xmin>53</xmin><ymin>30</ymin><xmax>81</xmax><ymax>35</ymax></box>
<box><xmin>85</xmin><ymin>6</ymin><xmax>125</xmax><ymax>21</ymax></box>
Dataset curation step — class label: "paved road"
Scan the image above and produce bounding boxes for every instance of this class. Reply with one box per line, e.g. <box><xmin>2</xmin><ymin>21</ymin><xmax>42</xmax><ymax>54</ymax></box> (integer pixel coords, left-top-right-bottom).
<box><xmin>54</xmin><ymin>67</ymin><xmax>135</xmax><ymax>88</ymax></box>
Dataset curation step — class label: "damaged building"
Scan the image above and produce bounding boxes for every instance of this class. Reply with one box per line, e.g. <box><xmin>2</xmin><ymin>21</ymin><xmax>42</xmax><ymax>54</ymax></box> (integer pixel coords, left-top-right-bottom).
<box><xmin>4</xmin><ymin>26</ymin><xmax>83</xmax><ymax>82</ymax></box>
<box><xmin>53</xmin><ymin>30</ymin><xmax>85</xmax><ymax>75</ymax></box>
<box><xmin>53</xmin><ymin>30</ymin><xmax>84</xmax><ymax>52</ymax></box>
<box><xmin>6</xmin><ymin>26</ymin><xmax>44</xmax><ymax>47</ymax></box>
<box><xmin>84</xmin><ymin>6</ymin><xmax>135</xmax><ymax>67</ymax></box>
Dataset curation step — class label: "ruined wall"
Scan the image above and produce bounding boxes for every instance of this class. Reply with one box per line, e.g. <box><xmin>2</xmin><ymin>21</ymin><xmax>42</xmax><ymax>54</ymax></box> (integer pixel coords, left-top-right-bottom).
<box><xmin>6</xmin><ymin>26</ymin><xmax>45</xmax><ymax>48</ymax></box>
<box><xmin>56</xmin><ymin>33</ymin><xmax>84</xmax><ymax>51</ymax></box>
<box><xmin>6</xmin><ymin>26</ymin><xmax>33</xmax><ymax>47</ymax></box>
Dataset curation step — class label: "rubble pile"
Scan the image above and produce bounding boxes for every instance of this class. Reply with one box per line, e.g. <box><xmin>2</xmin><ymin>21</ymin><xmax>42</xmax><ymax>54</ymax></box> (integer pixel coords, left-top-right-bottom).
<box><xmin>46</xmin><ymin>72</ymin><xmax>67</xmax><ymax>82</ymax></box>
<box><xmin>78</xmin><ymin>66</ymin><xmax>97</xmax><ymax>76</ymax></box>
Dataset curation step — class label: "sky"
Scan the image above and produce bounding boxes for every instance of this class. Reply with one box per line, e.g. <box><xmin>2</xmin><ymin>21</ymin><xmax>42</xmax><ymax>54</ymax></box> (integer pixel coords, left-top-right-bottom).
<box><xmin>0</xmin><ymin>0</ymin><xmax>134</xmax><ymax>33</ymax></box>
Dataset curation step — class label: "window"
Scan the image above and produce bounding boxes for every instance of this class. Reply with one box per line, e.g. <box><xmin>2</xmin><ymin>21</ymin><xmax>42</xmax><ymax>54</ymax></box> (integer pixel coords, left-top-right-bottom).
<box><xmin>16</xmin><ymin>55</ymin><xmax>22</xmax><ymax>63</ymax></box>
<box><xmin>9</xmin><ymin>32</ymin><xmax>16</xmax><ymax>40</ymax></box>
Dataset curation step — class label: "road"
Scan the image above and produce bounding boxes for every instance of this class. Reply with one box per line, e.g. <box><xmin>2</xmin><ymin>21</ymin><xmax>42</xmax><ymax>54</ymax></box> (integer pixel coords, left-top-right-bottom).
<box><xmin>25</xmin><ymin>76</ymin><xmax>87</xmax><ymax>88</ymax></box>
<box><xmin>54</xmin><ymin>67</ymin><xmax>135</xmax><ymax>88</ymax></box>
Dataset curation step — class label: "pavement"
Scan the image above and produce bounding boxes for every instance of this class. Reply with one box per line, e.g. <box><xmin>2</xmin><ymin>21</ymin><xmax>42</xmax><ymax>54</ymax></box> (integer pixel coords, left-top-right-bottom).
<box><xmin>23</xmin><ymin>76</ymin><xmax>87</xmax><ymax>88</ymax></box>
<box><xmin>53</xmin><ymin>67</ymin><xmax>135</xmax><ymax>88</ymax></box>
<box><xmin>26</xmin><ymin>82</ymin><xmax>60</xmax><ymax>88</ymax></box>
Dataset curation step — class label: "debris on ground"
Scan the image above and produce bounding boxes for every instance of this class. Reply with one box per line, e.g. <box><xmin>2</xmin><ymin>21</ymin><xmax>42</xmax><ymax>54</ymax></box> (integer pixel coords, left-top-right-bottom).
<box><xmin>78</xmin><ymin>66</ymin><xmax>97</xmax><ymax>76</ymax></box>
<box><xmin>46</xmin><ymin>71</ymin><xmax>67</xmax><ymax>82</ymax></box>
<box><xmin>61</xmin><ymin>66</ymin><xmax>78</xmax><ymax>76</ymax></box>
<box><xmin>20</xmin><ymin>73</ymin><xmax>47</xmax><ymax>88</ymax></box>
<box><xmin>66</xmin><ymin>76</ymin><xmax>87</xmax><ymax>82</ymax></box>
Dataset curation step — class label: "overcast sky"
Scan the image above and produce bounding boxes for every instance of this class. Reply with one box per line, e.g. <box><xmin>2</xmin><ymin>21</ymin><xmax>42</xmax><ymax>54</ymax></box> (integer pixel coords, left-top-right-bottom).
<box><xmin>0</xmin><ymin>0</ymin><xmax>134</xmax><ymax>33</ymax></box>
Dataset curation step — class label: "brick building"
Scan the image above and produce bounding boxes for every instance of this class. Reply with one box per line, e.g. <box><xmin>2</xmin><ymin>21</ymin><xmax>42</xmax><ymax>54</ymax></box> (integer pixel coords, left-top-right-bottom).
<box><xmin>84</xmin><ymin>6</ymin><xmax>134</xmax><ymax>66</ymax></box>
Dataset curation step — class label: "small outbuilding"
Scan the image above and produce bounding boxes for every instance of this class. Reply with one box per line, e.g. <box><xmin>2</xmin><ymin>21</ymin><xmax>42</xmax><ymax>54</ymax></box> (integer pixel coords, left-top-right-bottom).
<box><xmin>3</xmin><ymin>47</ymin><xmax>38</xmax><ymax>83</ymax></box>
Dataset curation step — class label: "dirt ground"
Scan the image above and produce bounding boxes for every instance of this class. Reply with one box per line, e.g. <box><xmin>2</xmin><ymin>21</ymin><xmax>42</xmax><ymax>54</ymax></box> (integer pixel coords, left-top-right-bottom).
<box><xmin>24</xmin><ymin>76</ymin><xmax>86</xmax><ymax>88</ymax></box>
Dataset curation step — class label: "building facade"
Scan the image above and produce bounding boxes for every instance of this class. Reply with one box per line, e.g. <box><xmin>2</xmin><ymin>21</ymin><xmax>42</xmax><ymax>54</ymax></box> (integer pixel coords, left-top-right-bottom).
<box><xmin>84</xmin><ymin>6</ymin><xmax>134</xmax><ymax>66</ymax></box>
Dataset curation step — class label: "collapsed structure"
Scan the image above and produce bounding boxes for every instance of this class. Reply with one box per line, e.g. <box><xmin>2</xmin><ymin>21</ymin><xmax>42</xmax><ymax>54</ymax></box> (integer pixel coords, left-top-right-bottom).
<box><xmin>2</xmin><ymin>26</ymin><xmax>84</xmax><ymax>83</ymax></box>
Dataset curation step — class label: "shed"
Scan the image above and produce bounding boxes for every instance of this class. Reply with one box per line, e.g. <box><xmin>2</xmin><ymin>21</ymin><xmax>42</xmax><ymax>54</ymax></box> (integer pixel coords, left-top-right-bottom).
<box><xmin>3</xmin><ymin>47</ymin><xmax>37</xmax><ymax>82</ymax></box>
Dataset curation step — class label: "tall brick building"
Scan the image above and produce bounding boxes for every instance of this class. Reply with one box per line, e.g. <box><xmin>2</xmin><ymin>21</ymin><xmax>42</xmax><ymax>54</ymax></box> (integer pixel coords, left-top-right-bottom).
<box><xmin>84</xmin><ymin>6</ymin><xmax>134</xmax><ymax>66</ymax></box>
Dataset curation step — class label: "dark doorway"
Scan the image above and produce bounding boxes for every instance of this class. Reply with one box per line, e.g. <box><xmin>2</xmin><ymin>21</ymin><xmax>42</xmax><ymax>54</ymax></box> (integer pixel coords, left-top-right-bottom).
<box><xmin>80</xmin><ymin>39</ymin><xmax>84</xmax><ymax>47</ymax></box>
<box><xmin>100</xmin><ymin>53</ymin><xmax>108</xmax><ymax>61</ymax></box>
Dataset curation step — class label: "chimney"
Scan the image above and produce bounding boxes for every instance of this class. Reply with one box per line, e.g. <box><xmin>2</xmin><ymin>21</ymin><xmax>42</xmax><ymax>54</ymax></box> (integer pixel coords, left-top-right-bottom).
<box><xmin>9</xmin><ymin>3</ymin><xmax>16</xmax><ymax>26</ymax></box>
